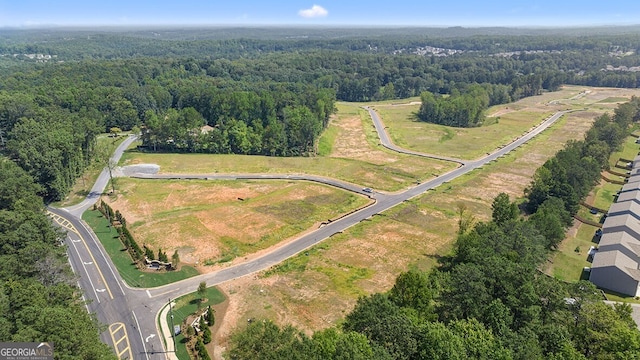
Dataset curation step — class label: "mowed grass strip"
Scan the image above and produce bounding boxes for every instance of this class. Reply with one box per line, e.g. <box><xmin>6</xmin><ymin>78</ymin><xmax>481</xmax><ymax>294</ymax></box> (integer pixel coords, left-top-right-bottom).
<box><xmin>82</xmin><ymin>209</ymin><xmax>199</xmax><ymax>288</ymax></box>
<box><xmin>108</xmin><ymin>178</ymin><xmax>371</xmax><ymax>265</ymax></box>
<box><xmin>165</xmin><ymin>287</ymin><xmax>225</xmax><ymax>360</ymax></box>
<box><xmin>549</xmin><ymin>223</ymin><xmax>597</xmax><ymax>282</ymax></box>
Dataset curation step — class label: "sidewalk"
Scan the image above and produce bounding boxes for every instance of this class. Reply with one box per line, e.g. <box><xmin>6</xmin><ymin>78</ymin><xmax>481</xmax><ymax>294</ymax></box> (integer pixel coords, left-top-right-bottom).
<box><xmin>157</xmin><ymin>301</ymin><xmax>179</xmax><ymax>360</ymax></box>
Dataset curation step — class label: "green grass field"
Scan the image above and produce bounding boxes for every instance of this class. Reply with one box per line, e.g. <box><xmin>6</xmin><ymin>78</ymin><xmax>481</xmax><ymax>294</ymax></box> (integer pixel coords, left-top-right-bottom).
<box><xmin>371</xmin><ymin>103</ymin><xmax>552</xmax><ymax>160</ymax></box>
<box><xmin>165</xmin><ymin>287</ymin><xmax>226</xmax><ymax>360</ymax></box>
<box><xmin>551</xmin><ymin>223</ymin><xmax>597</xmax><ymax>282</ymax></box>
<box><xmin>82</xmin><ymin>209</ymin><xmax>199</xmax><ymax>288</ymax></box>
<box><xmin>609</xmin><ymin>134</ymin><xmax>640</xmax><ymax>169</ymax></box>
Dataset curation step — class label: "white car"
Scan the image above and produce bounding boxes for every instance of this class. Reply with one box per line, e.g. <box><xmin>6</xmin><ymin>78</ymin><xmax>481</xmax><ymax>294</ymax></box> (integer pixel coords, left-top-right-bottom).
<box><xmin>362</xmin><ymin>187</ymin><xmax>373</xmax><ymax>193</ymax></box>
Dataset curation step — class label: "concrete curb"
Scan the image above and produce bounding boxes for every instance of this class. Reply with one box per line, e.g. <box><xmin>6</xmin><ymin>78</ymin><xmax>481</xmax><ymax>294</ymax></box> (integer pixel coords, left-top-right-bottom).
<box><xmin>157</xmin><ymin>301</ymin><xmax>178</xmax><ymax>360</ymax></box>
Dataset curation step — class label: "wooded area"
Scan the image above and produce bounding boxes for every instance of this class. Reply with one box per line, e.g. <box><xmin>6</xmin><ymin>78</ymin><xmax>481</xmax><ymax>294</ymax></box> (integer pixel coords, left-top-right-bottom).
<box><xmin>0</xmin><ymin>160</ymin><xmax>115</xmax><ymax>358</ymax></box>
<box><xmin>2</xmin><ymin>29</ymin><xmax>640</xmax><ymax>199</ymax></box>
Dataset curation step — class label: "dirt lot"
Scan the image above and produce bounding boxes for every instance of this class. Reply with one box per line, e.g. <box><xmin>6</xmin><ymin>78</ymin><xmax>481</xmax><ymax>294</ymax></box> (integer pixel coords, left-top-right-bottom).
<box><xmin>105</xmin><ymin>179</ymin><xmax>369</xmax><ymax>268</ymax></box>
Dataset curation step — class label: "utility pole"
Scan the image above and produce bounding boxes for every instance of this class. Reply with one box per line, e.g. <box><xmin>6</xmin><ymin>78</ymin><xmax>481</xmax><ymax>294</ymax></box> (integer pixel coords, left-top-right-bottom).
<box><xmin>168</xmin><ymin>298</ymin><xmax>177</xmax><ymax>353</ymax></box>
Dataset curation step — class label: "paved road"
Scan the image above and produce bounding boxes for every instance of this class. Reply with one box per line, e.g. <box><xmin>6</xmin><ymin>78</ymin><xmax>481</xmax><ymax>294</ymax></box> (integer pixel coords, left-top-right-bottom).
<box><xmin>363</xmin><ymin>106</ymin><xmax>468</xmax><ymax>165</ymax></box>
<box><xmin>51</xmin><ymin>109</ymin><xmax>569</xmax><ymax>359</ymax></box>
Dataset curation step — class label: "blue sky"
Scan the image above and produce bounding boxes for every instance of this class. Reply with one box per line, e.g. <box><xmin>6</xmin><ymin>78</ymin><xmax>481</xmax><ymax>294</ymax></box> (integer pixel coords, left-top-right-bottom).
<box><xmin>1</xmin><ymin>1</ymin><xmax>639</xmax><ymax>27</ymax></box>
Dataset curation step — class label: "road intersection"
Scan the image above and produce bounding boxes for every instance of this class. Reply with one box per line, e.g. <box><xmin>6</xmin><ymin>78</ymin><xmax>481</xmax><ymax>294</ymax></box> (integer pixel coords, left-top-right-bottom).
<box><xmin>50</xmin><ymin>109</ymin><xmax>569</xmax><ymax>359</ymax></box>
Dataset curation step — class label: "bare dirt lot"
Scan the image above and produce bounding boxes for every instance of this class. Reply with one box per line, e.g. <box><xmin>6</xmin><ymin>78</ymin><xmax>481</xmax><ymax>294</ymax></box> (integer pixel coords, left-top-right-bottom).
<box><xmin>106</xmin><ymin>179</ymin><xmax>369</xmax><ymax>268</ymax></box>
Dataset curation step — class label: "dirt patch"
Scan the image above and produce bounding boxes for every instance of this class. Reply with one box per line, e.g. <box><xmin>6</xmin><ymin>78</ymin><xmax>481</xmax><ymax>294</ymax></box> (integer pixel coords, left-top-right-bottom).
<box><xmin>329</xmin><ymin>114</ymin><xmax>397</xmax><ymax>164</ymax></box>
<box><xmin>105</xmin><ymin>180</ymin><xmax>365</xmax><ymax>268</ymax></box>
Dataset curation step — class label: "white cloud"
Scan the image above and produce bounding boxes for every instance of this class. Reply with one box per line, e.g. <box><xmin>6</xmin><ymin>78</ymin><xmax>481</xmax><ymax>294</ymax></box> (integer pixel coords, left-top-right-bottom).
<box><xmin>298</xmin><ymin>5</ymin><xmax>328</xmax><ymax>18</ymax></box>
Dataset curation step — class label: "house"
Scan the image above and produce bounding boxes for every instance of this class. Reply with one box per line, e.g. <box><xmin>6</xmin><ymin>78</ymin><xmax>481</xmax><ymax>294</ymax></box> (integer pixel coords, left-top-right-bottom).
<box><xmin>597</xmin><ymin>231</ymin><xmax>640</xmax><ymax>262</ymax></box>
<box><xmin>615</xmin><ymin>189</ymin><xmax>640</xmax><ymax>205</ymax></box>
<box><xmin>608</xmin><ymin>201</ymin><xmax>640</xmax><ymax>221</ymax></box>
<box><xmin>619</xmin><ymin>182</ymin><xmax>640</xmax><ymax>194</ymax></box>
<box><xmin>625</xmin><ymin>173</ymin><xmax>640</xmax><ymax>184</ymax></box>
<box><xmin>601</xmin><ymin>214</ymin><xmax>640</xmax><ymax>239</ymax></box>
<box><xmin>590</xmin><ymin>249</ymin><xmax>640</xmax><ymax>297</ymax></box>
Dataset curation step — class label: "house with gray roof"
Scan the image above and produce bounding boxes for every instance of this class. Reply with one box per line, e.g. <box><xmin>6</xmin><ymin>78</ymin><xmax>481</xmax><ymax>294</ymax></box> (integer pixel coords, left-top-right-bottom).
<box><xmin>597</xmin><ymin>231</ymin><xmax>640</xmax><ymax>262</ymax></box>
<box><xmin>620</xmin><ymin>182</ymin><xmax>640</xmax><ymax>194</ymax></box>
<box><xmin>601</xmin><ymin>214</ymin><xmax>640</xmax><ymax>238</ymax></box>
<box><xmin>615</xmin><ymin>189</ymin><xmax>640</xmax><ymax>205</ymax></box>
<box><xmin>590</xmin><ymin>250</ymin><xmax>640</xmax><ymax>297</ymax></box>
<box><xmin>625</xmin><ymin>173</ymin><xmax>640</xmax><ymax>184</ymax></box>
<box><xmin>608</xmin><ymin>201</ymin><xmax>640</xmax><ymax>221</ymax></box>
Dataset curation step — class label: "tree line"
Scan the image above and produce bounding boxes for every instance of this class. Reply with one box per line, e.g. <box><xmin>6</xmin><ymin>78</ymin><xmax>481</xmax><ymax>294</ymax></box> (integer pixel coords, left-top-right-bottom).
<box><xmin>0</xmin><ymin>160</ymin><xmax>115</xmax><ymax>358</ymax></box>
<box><xmin>225</xmin><ymin>100</ymin><xmax>640</xmax><ymax>359</ymax></box>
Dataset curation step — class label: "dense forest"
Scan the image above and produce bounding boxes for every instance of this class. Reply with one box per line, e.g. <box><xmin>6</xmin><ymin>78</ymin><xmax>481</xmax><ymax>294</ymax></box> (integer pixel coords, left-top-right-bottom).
<box><xmin>226</xmin><ymin>99</ymin><xmax>640</xmax><ymax>359</ymax></box>
<box><xmin>2</xmin><ymin>27</ymin><xmax>640</xmax><ymax>358</ymax></box>
<box><xmin>0</xmin><ymin>160</ymin><xmax>115</xmax><ymax>358</ymax></box>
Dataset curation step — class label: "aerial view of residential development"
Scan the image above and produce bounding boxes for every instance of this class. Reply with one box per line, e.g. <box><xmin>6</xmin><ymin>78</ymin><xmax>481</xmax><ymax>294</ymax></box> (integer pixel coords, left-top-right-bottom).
<box><xmin>2</xmin><ymin>1</ymin><xmax>640</xmax><ymax>359</ymax></box>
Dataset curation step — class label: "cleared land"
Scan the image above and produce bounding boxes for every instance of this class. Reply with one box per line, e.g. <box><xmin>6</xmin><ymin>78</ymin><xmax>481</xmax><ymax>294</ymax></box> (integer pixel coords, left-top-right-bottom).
<box><xmin>103</xmin><ymin>85</ymin><xmax>640</xmax><ymax>351</ymax></box>
<box><xmin>105</xmin><ymin>178</ymin><xmax>370</xmax><ymax>267</ymax></box>
<box><xmin>211</xmin><ymin>86</ymin><xmax>640</xmax><ymax>348</ymax></box>
<box><xmin>120</xmin><ymin>110</ymin><xmax>454</xmax><ymax>192</ymax></box>
<box><xmin>369</xmin><ymin>85</ymin><xmax>640</xmax><ymax>159</ymax></box>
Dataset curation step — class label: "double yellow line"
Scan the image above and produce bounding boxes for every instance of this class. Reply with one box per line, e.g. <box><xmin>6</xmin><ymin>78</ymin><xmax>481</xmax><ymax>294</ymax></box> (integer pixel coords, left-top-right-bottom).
<box><xmin>48</xmin><ymin>211</ymin><xmax>114</xmax><ymax>300</ymax></box>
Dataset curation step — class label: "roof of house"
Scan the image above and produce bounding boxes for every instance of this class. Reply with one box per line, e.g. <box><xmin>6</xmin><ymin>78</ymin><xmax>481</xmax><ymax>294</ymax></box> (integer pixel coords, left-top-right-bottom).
<box><xmin>602</xmin><ymin>214</ymin><xmax>640</xmax><ymax>238</ymax></box>
<box><xmin>598</xmin><ymin>231</ymin><xmax>640</xmax><ymax>260</ymax></box>
<box><xmin>591</xmin><ymin>250</ymin><xmax>640</xmax><ymax>281</ymax></box>
<box><xmin>608</xmin><ymin>201</ymin><xmax>640</xmax><ymax>220</ymax></box>
<box><xmin>626</xmin><ymin>174</ymin><xmax>640</xmax><ymax>184</ymax></box>
<box><xmin>621</xmin><ymin>182</ymin><xmax>640</xmax><ymax>193</ymax></box>
<box><xmin>616</xmin><ymin>189</ymin><xmax>640</xmax><ymax>204</ymax></box>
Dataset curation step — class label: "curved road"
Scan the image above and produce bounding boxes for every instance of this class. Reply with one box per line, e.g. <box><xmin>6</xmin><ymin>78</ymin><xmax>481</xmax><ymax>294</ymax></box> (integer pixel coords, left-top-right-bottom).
<box><xmin>363</xmin><ymin>106</ymin><xmax>468</xmax><ymax>165</ymax></box>
<box><xmin>51</xmin><ymin>109</ymin><xmax>569</xmax><ymax>359</ymax></box>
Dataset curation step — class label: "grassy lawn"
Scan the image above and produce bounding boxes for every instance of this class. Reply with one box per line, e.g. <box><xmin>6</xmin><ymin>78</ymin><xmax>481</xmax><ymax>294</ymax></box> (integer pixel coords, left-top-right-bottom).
<box><xmin>592</xmin><ymin>181</ymin><xmax>623</xmax><ymax>210</ymax></box>
<box><xmin>165</xmin><ymin>287</ymin><xmax>225</xmax><ymax>360</ymax></box>
<box><xmin>82</xmin><ymin>209</ymin><xmax>199</xmax><ymax>288</ymax></box>
<box><xmin>609</xmin><ymin>134</ymin><xmax>640</xmax><ymax>169</ymax></box>
<box><xmin>550</xmin><ymin>223</ymin><xmax>597</xmax><ymax>282</ymax></box>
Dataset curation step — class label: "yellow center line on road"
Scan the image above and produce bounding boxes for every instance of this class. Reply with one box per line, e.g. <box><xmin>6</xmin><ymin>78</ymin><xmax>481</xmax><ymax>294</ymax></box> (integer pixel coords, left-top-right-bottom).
<box><xmin>48</xmin><ymin>211</ymin><xmax>114</xmax><ymax>300</ymax></box>
<box><xmin>109</xmin><ymin>322</ymin><xmax>132</xmax><ymax>360</ymax></box>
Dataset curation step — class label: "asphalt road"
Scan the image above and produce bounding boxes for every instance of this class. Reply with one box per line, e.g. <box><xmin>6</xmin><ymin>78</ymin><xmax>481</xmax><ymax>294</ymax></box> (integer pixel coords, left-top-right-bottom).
<box><xmin>51</xmin><ymin>109</ymin><xmax>569</xmax><ymax>359</ymax></box>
